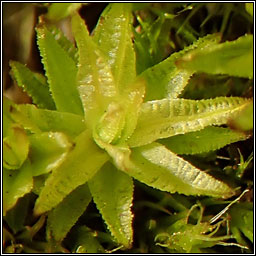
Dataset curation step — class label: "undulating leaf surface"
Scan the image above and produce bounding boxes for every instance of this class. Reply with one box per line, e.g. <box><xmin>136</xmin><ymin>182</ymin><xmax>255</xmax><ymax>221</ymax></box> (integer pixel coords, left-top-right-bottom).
<box><xmin>93</xmin><ymin>3</ymin><xmax>136</xmax><ymax>93</ymax></box>
<box><xmin>36</xmin><ymin>25</ymin><xmax>83</xmax><ymax>115</ymax></box>
<box><xmin>3</xmin><ymin>161</ymin><xmax>33</xmax><ymax>215</ymax></box>
<box><xmin>45</xmin><ymin>3</ymin><xmax>82</xmax><ymax>21</ymax></box>
<box><xmin>92</xmin><ymin>3</ymin><xmax>145</xmax><ymax>143</ymax></box>
<box><xmin>9</xmin><ymin>103</ymin><xmax>86</xmax><ymax>138</ymax></box>
<box><xmin>34</xmin><ymin>130</ymin><xmax>109</xmax><ymax>215</ymax></box>
<box><xmin>3</xmin><ymin>125</ymin><xmax>29</xmax><ymax>170</ymax></box>
<box><xmin>9</xmin><ymin>60</ymin><xmax>55</xmax><ymax>110</ymax></box>
<box><xmin>117</xmin><ymin>78</ymin><xmax>145</xmax><ymax>144</ymax></box>
<box><xmin>72</xmin><ymin>14</ymin><xmax>118</xmax><ymax>125</ymax></box>
<box><xmin>89</xmin><ymin>162</ymin><xmax>134</xmax><ymax>248</ymax></box>
<box><xmin>129</xmin><ymin>97</ymin><xmax>251</xmax><ymax>147</ymax></box>
<box><xmin>28</xmin><ymin>132</ymin><xmax>73</xmax><ymax>176</ymax></box>
<box><xmin>127</xmin><ymin>142</ymin><xmax>234</xmax><ymax>198</ymax></box>
<box><xmin>176</xmin><ymin>34</ymin><xmax>253</xmax><ymax>79</ymax></box>
<box><xmin>140</xmin><ymin>34</ymin><xmax>221</xmax><ymax>101</ymax></box>
<box><xmin>46</xmin><ymin>183</ymin><xmax>91</xmax><ymax>242</ymax></box>
<box><xmin>159</xmin><ymin>126</ymin><xmax>249</xmax><ymax>155</ymax></box>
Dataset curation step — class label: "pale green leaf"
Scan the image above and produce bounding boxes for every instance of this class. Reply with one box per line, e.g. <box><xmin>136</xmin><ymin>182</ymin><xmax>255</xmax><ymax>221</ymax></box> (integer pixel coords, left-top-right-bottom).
<box><xmin>10</xmin><ymin>61</ymin><xmax>55</xmax><ymax>110</ymax></box>
<box><xmin>46</xmin><ymin>26</ymin><xmax>78</xmax><ymax>62</ymax></box>
<box><xmin>9</xmin><ymin>103</ymin><xmax>86</xmax><ymax>138</ymax></box>
<box><xmin>47</xmin><ymin>183</ymin><xmax>91</xmax><ymax>242</ymax></box>
<box><xmin>127</xmin><ymin>142</ymin><xmax>234</xmax><ymax>198</ymax></box>
<box><xmin>36</xmin><ymin>25</ymin><xmax>83</xmax><ymax>115</ymax></box>
<box><xmin>3</xmin><ymin>97</ymin><xmax>14</xmax><ymax>138</ymax></box>
<box><xmin>246</xmin><ymin>3</ymin><xmax>253</xmax><ymax>17</ymax></box>
<box><xmin>89</xmin><ymin>162</ymin><xmax>134</xmax><ymax>248</ymax></box>
<box><xmin>117</xmin><ymin>78</ymin><xmax>146</xmax><ymax>143</ymax></box>
<box><xmin>160</xmin><ymin>126</ymin><xmax>249</xmax><ymax>155</ymax></box>
<box><xmin>3</xmin><ymin>161</ymin><xmax>33</xmax><ymax>215</ymax></box>
<box><xmin>71</xmin><ymin>13</ymin><xmax>118</xmax><ymax>127</ymax></box>
<box><xmin>93</xmin><ymin>3</ymin><xmax>136</xmax><ymax>92</ymax></box>
<box><xmin>94</xmin><ymin>101</ymin><xmax>126</xmax><ymax>144</ymax></box>
<box><xmin>29</xmin><ymin>132</ymin><xmax>73</xmax><ymax>176</ymax></box>
<box><xmin>176</xmin><ymin>34</ymin><xmax>253</xmax><ymax>79</ymax></box>
<box><xmin>34</xmin><ymin>130</ymin><xmax>109</xmax><ymax>215</ymax></box>
<box><xmin>129</xmin><ymin>97</ymin><xmax>251</xmax><ymax>147</ymax></box>
<box><xmin>140</xmin><ymin>34</ymin><xmax>221</xmax><ymax>101</ymax></box>
<box><xmin>46</xmin><ymin>3</ymin><xmax>82</xmax><ymax>21</ymax></box>
<box><xmin>3</xmin><ymin>125</ymin><xmax>29</xmax><ymax>170</ymax></box>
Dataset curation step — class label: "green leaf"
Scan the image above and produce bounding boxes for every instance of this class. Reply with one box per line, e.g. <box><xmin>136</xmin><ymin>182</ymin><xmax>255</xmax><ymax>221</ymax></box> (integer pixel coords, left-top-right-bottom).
<box><xmin>71</xmin><ymin>13</ymin><xmax>118</xmax><ymax>127</ymax></box>
<box><xmin>45</xmin><ymin>3</ymin><xmax>82</xmax><ymax>21</ymax></box>
<box><xmin>36</xmin><ymin>25</ymin><xmax>84</xmax><ymax>115</ymax></box>
<box><xmin>176</xmin><ymin>34</ymin><xmax>253</xmax><ymax>79</ymax></box>
<box><xmin>3</xmin><ymin>161</ymin><xmax>33</xmax><ymax>215</ymax></box>
<box><xmin>9</xmin><ymin>60</ymin><xmax>55</xmax><ymax>110</ymax></box>
<box><xmin>94</xmin><ymin>101</ymin><xmax>126</xmax><ymax>144</ymax></box>
<box><xmin>46</xmin><ymin>26</ymin><xmax>78</xmax><ymax>62</ymax></box>
<box><xmin>93</xmin><ymin>3</ymin><xmax>136</xmax><ymax>93</ymax></box>
<box><xmin>140</xmin><ymin>34</ymin><xmax>221</xmax><ymax>101</ymax></box>
<box><xmin>71</xmin><ymin>226</ymin><xmax>105</xmax><ymax>253</ymax></box>
<box><xmin>129</xmin><ymin>97</ymin><xmax>251</xmax><ymax>147</ymax></box>
<box><xmin>29</xmin><ymin>132</ymin><xmax>73</xmax><ymax>176</ymax></box>
<box><xmin>228</xmin><ymin>101</ymin><xmax>253</xmax><ymax>131</ymax></box>
<box><xmin>4</xmin><ymin>195</ymin><xmax>30</xmax><ymax>234</ymax></box>
<box><xmin>245</xmin><ymin>3</ymin><xmax>253</xmax><ymax>17</ymax></box>
<box><xmin>160</xmin><ymin>126</ymin><xmax>249</xmax><ymax>155</ymax></box>
<box><xmin>127</xmin><ymin>142</ymin><xmax>234</xmax><ymax>198</ymax></box>
<box><xmin>230</xmin><ymin>202</ymin><xmax>253</xmax><ymax>243</ymax></box>
<box><xmin>34</xmin><ymin>130</ymin><xmax>109</xmax><ymax>215</ymax></box>
<box><xmin>3</xmin><ymin>97</ymin><xmax>15</xmax><ymax>138</ymax></box>
<box><xmin>3</xmin><ymin>125</ymin><xmax>29</xmax><ymax>170</ymax></box>
<box><xmin>9</xmin><ymin>103</ymin><xmax>86</xmax><ymax>138</ymax></box>
<box><xmin>117</xmin><ymin>78</ymin><xmax>146</xmax><ymax>143</ymax></box>
<box><xmin>47</xmin><ymin>183</ymin><xmax>91</xmax><ymax>242</ymax></box>
<box><xmin>89</xmin><ymin>162</ymin><xmax>134</xmax><ymax>248</ymax></box>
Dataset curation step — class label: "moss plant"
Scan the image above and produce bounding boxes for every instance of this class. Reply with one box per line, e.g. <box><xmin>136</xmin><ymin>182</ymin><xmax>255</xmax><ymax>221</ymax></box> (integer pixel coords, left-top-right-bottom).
<box><xmin>3</xmin><ymin>3</ymin><xmax>253</xmax><ymax>253</ymax></box>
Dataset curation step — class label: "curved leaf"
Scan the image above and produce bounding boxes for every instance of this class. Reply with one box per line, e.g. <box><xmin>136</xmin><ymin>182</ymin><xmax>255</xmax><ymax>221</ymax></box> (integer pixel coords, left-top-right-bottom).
<box><xmin>160</xmin><ymin>126</ymin><xmax>249</xmax><ymax>155</ymax></box>
<box><xmin>10</xmin><ymin>61</ymin><xmax>55</xmax><ymax>110</ymax></box>
<box><xmin>9</xmin><ymin>103</ymin><xmax>86</xmax><ymax>138</ymax></box>
<box><xmin>230</xmin><ymin>202</ymin><xmax>253</xmax><ymax>243</ymax></box>
<box><xmin>3</xmin><ymin>161</ymin><xmax>33</xmax><ymax>215</ymax></box>
<box><xmin>129</xmin><ymin>97</ymin><xmax>251</xmax><ymax>147</ymax></box>
<box><xmin>46</xmin><ymin>3</ymin><xmax>82</xmax><ymax>21</ymax></box>
<box><xmin>36</xmin><ymin>25</ymin><xmax>83</xmax><ymax>115</ymax></box>
<box><xmin>140</xmin><ymin>34</ymin><xmax>221</xmax><ymax>101</ymax></box>
<box><xmin>89</xmin><ymin>162</ymin><xmax>134</xmax><ymax>248</ymax></box>
<box><xmin>47</xmin><ymin>183</ymin><xmax>91</xmax><ymax>242</ymax></box>
<box><xmin>46</xmin><ymin>26</ymin><xmax>78</xmax><ymax>62</ymax></box>
<box><xmin>127</xmin><ymin>143</ymin><xmax>234</xmax><ymax>198</ymax></box>
<box><xmin>176</xmin><ymin>34</ymin><xmax>253</xmax><ymax>79</ymax></box>
<box><xmin>29</xmin><ymin>132</ymin><xmax>73</xmax><ymax>176</ymax></box>
<box><xmin>34</xmin><ymin>130</ymin><xmax>109</xmax><ymax>215</ymax></box>
<box><xmin>93</xmin><ymin>3</ymin><xmax>136</xmax><ymax>92</ymax></box>
<box><xmin>3</xmin><ymin>125</ymin><xmax>29</xmax><ymax>170</ymax></box>
<box><xmin>71</xmin><ymin>13</ymin><xmax>117</xmax><ymax>127</ymax></box>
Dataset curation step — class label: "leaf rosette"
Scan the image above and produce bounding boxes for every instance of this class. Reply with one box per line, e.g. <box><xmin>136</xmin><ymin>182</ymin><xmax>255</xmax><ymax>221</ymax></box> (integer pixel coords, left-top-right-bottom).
<box><xmin>4</xmin><ymin>3</ymin><xmax>253</xmax><ymax>249</ymax></box>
